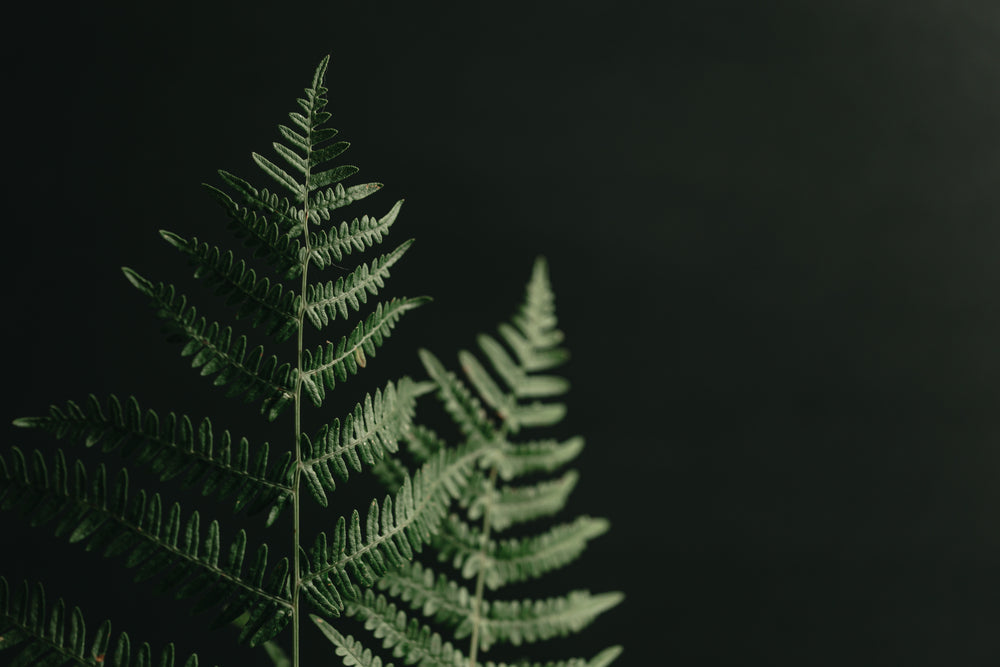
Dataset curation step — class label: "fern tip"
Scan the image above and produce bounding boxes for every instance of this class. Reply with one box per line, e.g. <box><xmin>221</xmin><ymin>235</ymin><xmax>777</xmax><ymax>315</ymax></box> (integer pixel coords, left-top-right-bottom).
<box><xmin>121</xmin><ymin>266</ymin><xmax>152</xmax><ymax>292</ymax></box>
<box><xmin>159</xmin><ymin>229</ymin><xmax>184</xmax><ymax>246</ymax></box>
<box><xmin>313</xmin><ymin>55</ymin><xmax>331</xmax><ymax>86</ymax></box>
<box><xmin>590</xmin><ymin>645</ymin><xmax>624</xmax><ymax>667</ymax></box>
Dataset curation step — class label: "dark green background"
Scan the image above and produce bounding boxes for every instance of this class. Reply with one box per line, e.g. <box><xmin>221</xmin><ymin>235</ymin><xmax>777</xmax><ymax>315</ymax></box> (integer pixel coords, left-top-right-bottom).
<box><xmin>5</xmin><ymin>1</ymin><xmax>1000</xmax><ymax>664</ymax></box>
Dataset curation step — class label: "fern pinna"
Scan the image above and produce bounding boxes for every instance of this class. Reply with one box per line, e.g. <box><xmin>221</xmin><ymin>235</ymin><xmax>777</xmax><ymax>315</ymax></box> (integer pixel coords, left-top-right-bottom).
<box><xmin>311</xmin><ymin>258</ymin><xmax>623</xmax><ymax>667</ymax></box>
<box><xmin>0</xmin><ymin>57</ymin><xmax>458</xmax><ymax>667</ymax></box>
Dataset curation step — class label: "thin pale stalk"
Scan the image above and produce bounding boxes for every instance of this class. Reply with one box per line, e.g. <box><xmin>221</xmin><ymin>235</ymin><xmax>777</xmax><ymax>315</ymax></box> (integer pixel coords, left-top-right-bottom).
<box><xmin>292</xmin><ymin>126</ymin><xmax>317</xmax><ymax>667</ymax></box>
<box><xmin>291</xmin><ymin>232</ymin><xmax>310</xmax><ymax>667</ymax></box>
<box><xmin>468</xmin><ymin>465</ymin><xmax>498</xmax><ymax>667</ymax></box>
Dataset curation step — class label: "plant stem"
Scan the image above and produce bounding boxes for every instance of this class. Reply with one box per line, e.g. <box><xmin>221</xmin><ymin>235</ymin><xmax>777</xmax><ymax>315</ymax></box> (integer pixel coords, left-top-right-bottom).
<box><xmin>467</xmin><ymin>465</ymin><xmax>498</xmax><ymax>667</ymax></box>
<box><xmin>292</xmin><ymin>173</ymin><xmax>314</xmax><ymax>667</ymax></box>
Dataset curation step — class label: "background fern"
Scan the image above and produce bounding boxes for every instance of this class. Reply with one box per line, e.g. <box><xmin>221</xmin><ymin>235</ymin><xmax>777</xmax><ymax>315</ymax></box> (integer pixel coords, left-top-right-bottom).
<box><xmin>313</xmin><ymin>258</ymin><xmax>623</xmax><ymax>667</ymax></box>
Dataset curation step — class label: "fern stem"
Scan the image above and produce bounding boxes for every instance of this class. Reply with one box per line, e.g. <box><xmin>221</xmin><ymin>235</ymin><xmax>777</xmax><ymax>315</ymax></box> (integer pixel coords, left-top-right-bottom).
<box><xmin>292</xmin><ymin>248</ymin><xmax>308</xmax><ymax>667</ymax></box>
<box><xmin>292</xmin><ymin>181</ymin><xmax>315</xmax><ymax>667</ymax></box>
<box><xmin>292</xmin><ymin>205</ymin><xmax>318</xmax><ymax>667</ymax></box>
<box><xmin>467</xmin><ymin>465</ymin><xmax>498</xmax><ymax>667</ymax></box>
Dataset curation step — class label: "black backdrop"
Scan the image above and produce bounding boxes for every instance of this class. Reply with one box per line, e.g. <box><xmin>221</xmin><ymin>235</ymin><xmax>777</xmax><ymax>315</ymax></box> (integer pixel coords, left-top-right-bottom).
<box><xmin>5</xmin><ymin>1</ymin><xmax>1000</xmax><ymax>665</ymax></box>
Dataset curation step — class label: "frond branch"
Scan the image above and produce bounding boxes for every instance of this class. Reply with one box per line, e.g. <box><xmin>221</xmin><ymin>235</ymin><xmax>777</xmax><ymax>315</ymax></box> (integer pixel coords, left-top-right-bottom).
<box><xmin>301</xmin><ymin>445</ymin><xmax>486</xmax><ymax>615</ymax></box>
<box><xmin>300</xmin><ymin>297</ymin><xmax>430</xmax><ymax>407</ymax></box>
<box><xmin>122</xmin><ymin>268</ymin><xmax>294</xmax><ymax>421</ymax></box>
<box><xmin>0</xmin><ymin>577</ymin><xmax>203</xmax><ymax>667</ymax></box>
<box><xmin>14</xmin><ymin>394</ymin><xmax>294</xmax><ymax>523</ymax></box>
<box><xmin>0</xmin><ymin>447</ymin><xmax>292</xmax><ymax>645</ymax></box>
<box><xmin>300</xmin><ymin>377</ymin><xmax>431</xmax><ymax>507</ymax></box>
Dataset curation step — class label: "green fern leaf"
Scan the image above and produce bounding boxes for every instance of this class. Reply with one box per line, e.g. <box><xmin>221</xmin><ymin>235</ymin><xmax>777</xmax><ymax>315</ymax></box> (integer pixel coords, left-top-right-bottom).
<box><xmin>307</xmin><ymin>199</ymin><xmax>403</xmax><ymax>268</ymax></box>
<box><xmin>457</xmin><ymin>349</ymin><xmax>566</xmax><ymax>434</ymax></box>
<box><xmin>8</xmin><ymin>55</ymin><xmax>442</xmax><ymax>666</ymax></box>
<box><xmin>375</xmin><ymin>561</ymin><xmax>470</xmax><ymax>627</ymax></box>
<box><xmin>252</xmin><ymin>152</ymin><xmax>303</xmax><ymax>198</ymax></box>
<box><xmin>474</xmin><ymin>334</ymin><xmax>570</xmax><ymax>399</ymax></box>
<box><xmin>121</xmin><ymin>268</ymin><xmax>295</xmax><ymax>420</ymax></box>
<box><xmin>0</xmin><ymin>448</ymin><xmax>293</xmax><ymax>645</ymax></box>
<box><xmin>375</xmin><ymin>562</ymin><xmax>621</xmax><ymax>651</ymax></box>
<box><xmin>308</xmin><ymin>140</ymin><xmax>350</xmax><ymax>168</ymax></box>
<box><xmin>0</xmin><ymin>577</ymin><xmax>205</xmax><ymax>667</ymax></box>
<box><xmin>338</xmin><ymin>258</ymin><xmax>622</xmax><ymax>667</ymax></box>
<box><xmin>435</xmin><ymin>515</ymin><xmax>610</xmax><ymax>589</ymax></box>
<box><xmin>211</xmin><ymin>171</ymin><xmax>299</xmax><ymax>230</ymax></box>
<box><xmin>311</xmin><ymin>617</ymin><xmax>394</xmax><ymax>667</ymax></box>
<box><xmin>418</xmin><ymin>349</ymin><xmax>498</xmax><ymax>446</ymax></box>
<box><xmin>300</xmin><ymin>445</ymin><xmax>484</xmax><ymax>616</ymax></box>
<box><xmin>300</xmin><ymin>297</ymin><xmax>430</xmax><ymax>407</ymax></box>
<box><xmin>478</xmin><ymin>591</ymin><xmax>623</xmax><ymax>650</ymax></box>
<box><xmin>310</xmin><ymin>164</ymin><xmax>360</xmax><ymax>192</ymax></box>
<box><xmin>304</xmin><ymin>240</ymin><xmax>414</xmax><ymax>329</ymax></box>
<box><xmin>471</xmin><ymin>471</ymin><xmax>579</xmax><ymax>532</ymax></box>
<box><xmin>13</xmin><ymin>394</ymin><xmax>294</xmax><ymax>524</ymax></box>
<box><xmin>493</xmin><ymin>437</ymin><xmax>584</xmax><ymax>480</ymax></box>
<box><xmin>336</xmin><ymin>589</ymin><xmax>465</xmax><ymax>667</ymax></box>
<box><xmin>308</xmin><ymin>181</ymin><xmax>384</xmax><ymax>223</ymax></box>
<box><xmin>299</xmin><ymin>377</ymin><xmax>431</xmax><ymax>507</ymax></box>
<box><xmin>160</xmin><ymin>230</ymin><xmax>299</xmax><ymax>341</ymax></box>
<box><xmin>503</xmin><ymin>258</ymin><xmax>568</xmax><ymax>370</ymax></box>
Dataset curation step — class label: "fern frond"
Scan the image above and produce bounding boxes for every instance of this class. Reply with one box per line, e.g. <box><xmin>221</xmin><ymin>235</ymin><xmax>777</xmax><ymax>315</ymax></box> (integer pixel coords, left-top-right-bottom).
<box><xmin>238</xmin><ymin>55</ymin><xmax>360</xmax><ymax>213</ymax></box>
<box><xmin>304</xmin><ymin>240</ymin><xmax>414</xmax><ymax>329</ymax></box>
<box><xmin>122</xmin><ymin>268</ymin><xmax>294</xmax><ymax>421</ymax></box>
<box><xmin>309</xmin><ymin>181</ymin><xmax>385</xmax><ymax>223</ymax></box>
<box><xmin>311</xmin><ymin>617</ymin><xmax>394</xmax><ymax>667</ymax></box>
<box><xmin>0</xmin><ymin>448</ymin><xmax>293</xmax><ymax>645</ymax></box>
<box><xmin>436</xmin><ymin>515</ymin><xmax>610</xmax><ymax>589</ymax></box>
<box><xmin>419</xmin><ymin>349</ymin><xmax>498</xmax><ymax>445</ymax></box>
<box><xmin>473</xmin><ymin>335</ymin><xmax>570</xmax><ymax>399</ymax></box>
<box><xmin>377</xmin><ymin>562</ymin><xmax>620</xmax><ymax>651</ymax></box>
<box><xmin>367</xmin><ymin>424</ymin><xmax>452</xmax><ymax>500</ymax></box>
<box><xmin>458</xmin><ymin>347</ymin><xmax>566</xmax><ymax>433</ymax></box>
<box><xmin>342</xmin><ymin>589</ymin><xmax>465</xmax><ymax>666</ymax></box>
<box><xmin>375</xmin><ymin>258</ymin><xmax>622</xmax><ymax>666</ymax></box>
<box><xmin>403</xmin><ymin>424</ymin><xmax>449</xmax><ymax>463</ymax></box>
<box><xmin>477</xmin><ymin>591</ymin><xmax>623</xmax><ymax>650</ymax></box>
<box><xmin>307</xmin><ymin>199</ymin><xmax>403</xmax><ymax>269</ymax></box>
<box><xmin>0</xmin><ymin>577</ymin><xmax>204</xmax><ymax>667</ymax></box>
<box><xmin>300</xmin><ymin>297</ymin><xmax>430</xmax><ymax>407</ymax></box>
<box><xmin>300</xmin><ymin>377</ymin><xmax>431</xmax><ymax>507</ymax></box>
<box><xmin>212</xmin><ymin>170</ymin><xmax>301</xmax><ymax>232</ymax></box>
<box><xmin>375</xmin><ymin>561</ymin><xmax>471</xmax><ymax>629</ymax></box>
<box><xmin>300</xmin><ymin>445</ymin><xmax>484</xmax><ymax>616</ymax></box>
<box><xmin>469</xmin><ymin>471</ymin><xmax>579</xmax><ymax>532</ymax></box>
<box><xmin>160</xmin><ymin>230</ymin><xmax>299</xmax><ymax>341</ymax></box>
<box><xmin>203</xmin><ymin>177</ymin><xmax>302</xmax><ymax>276</ymax></box>
<box><xmin>13</xmin><ymin>394</ymin><xmax>294</xmax><ymax>524</ymax></box>
<box><xmin>493</xmin><ymin>437</ymin><xmax>584</xmax><ymax>481</ymax></box>
<box><xmin>497</xmin><ymin>258</ymin><xmax>569</xmax><ymax>374</ymax></box>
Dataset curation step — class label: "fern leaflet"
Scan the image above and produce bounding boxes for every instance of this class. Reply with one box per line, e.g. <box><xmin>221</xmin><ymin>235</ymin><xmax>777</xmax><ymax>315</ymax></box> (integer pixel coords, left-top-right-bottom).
<box><xmin>0</xmin><ymin>578</ymin><xmax>204</xmax><ymax>667</ymax></box>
